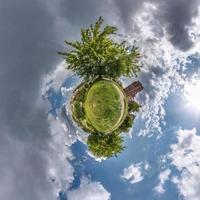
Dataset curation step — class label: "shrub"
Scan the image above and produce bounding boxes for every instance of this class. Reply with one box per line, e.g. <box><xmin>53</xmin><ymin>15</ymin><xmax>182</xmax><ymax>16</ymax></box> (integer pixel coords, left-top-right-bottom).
<box><xmin>73</xmin><ymin>101</ymin><xmax>85</xmax><ymax>119</ymax></box>
<box><xmin>128</xmin><ymin>101</ymin><xmax>141</xmax><ymax>112</ymax></box>
<box><xmin>118</xmin><ymin>114</ymin><xmax>135</xmax><ymax>132</ymax></box>
<box><xmin>87</xmin><ymin>132</ymin><xmax>124</xmax><ymax>158</ymax></box>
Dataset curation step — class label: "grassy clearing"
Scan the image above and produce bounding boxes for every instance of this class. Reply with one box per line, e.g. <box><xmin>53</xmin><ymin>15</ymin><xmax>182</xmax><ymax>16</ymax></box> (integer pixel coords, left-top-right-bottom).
<box><xmin>84</xmin><ymin>80</ymin><xmax>126</xmax><ymax>133</ymax></box>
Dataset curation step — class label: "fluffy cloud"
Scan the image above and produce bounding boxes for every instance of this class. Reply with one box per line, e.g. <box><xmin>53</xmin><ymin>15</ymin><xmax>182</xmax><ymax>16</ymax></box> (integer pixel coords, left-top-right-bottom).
<box><xmin>67</xmin><ymin>177</ymin><xmax>111</xmax><ymax>200</ymax></box>
<box><xmin>47</xmin><ymin>115</ymin><xmax>74</xmax><ymax>193</ymax></box>
<box><xmin>0</xmin><ymin>0</ymin><xmax>66</xmax><ymax>199</ymax></box>
<box><xmin>42</xmin><ymin>61</ymin><xmax>88</xmax><ymax>195</ymax></box>
<box><xmin>170</xmin><ymin>128</ymin><xmax>200</xmax><ymax>200</ymax></box>
<box><xmin>42</xmin><ymin>61</ymin><xmax>72</xmax><ymax>92</ymax></box>
<box><xmin>122</xmin><ymin>2</ymin><xmax>186</xmax><ymax>136</ymax></box>
<box><xmin>0</xmin><ymin>129</ymin><xmax>56</xmax><ymax>200</ymax></box>
<box><xmin>114</xmin><ymin>0</ymin><xmax>200</xmax><ymax>51</ymax></box>
<box><xmin>121</xmin><ymin>163</ymin><xmax>144</xmax><ymax>184</ymax></box>
<box><xmin>154</xmin><ymin>169</ymin><xmax>171</xmax><ymax>194</ymax></box>
<box><xmin>120</xmin><ymin>2</ymin><xmax>200</xmax><ymax>137</ymax></box>
<box><xmin>155</xmin><ymin>0</ymin><xmax>200</xmax><ymax>51</ymax></box>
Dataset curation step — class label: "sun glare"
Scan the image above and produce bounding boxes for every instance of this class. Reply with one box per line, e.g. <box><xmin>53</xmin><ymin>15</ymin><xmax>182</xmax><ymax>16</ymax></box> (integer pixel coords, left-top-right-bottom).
<box><xmin>184</xmin><ymin>80</ymin><xmax>200</xmax><ymax>110</ymax></box>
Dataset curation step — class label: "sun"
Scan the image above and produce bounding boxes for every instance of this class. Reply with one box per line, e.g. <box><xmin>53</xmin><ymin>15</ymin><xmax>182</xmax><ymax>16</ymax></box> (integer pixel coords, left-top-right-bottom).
<box><xmin>184</xmin><ymin>80</ymin><xmax>200</xmax><ymax>110</ymax></box>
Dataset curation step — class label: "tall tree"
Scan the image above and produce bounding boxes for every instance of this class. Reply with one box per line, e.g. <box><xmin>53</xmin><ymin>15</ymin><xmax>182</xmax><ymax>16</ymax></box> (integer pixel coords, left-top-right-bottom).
<box><xmin>59</xmin><ymin>17</ymin><xmax>141</xmax><ymax>80</ymax></box>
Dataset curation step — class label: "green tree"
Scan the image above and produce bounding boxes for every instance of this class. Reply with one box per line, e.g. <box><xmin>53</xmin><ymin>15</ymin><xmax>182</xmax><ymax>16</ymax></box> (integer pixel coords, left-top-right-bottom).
<box><xmin>128</xmin><ymin>101</ymin><xmax>141</xmax><ymax>112</ymax></box>
<box><xmin>59</xmin><ymin>17</ymin><xmax>141</xmax><ymax>80</ymax></box>
<box><xmin>118</xmin><ymin>114</ymin><xmax>135</xmax><ymax>132</ymax></box>
<box><xmin>87</xmin><ymin>132</ymin><xmax>124</xmax><ymax>158</ymax></box>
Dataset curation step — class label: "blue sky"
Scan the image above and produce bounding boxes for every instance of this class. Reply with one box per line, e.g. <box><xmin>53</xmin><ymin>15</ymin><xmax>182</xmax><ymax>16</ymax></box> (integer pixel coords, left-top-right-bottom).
<box><xmin>0</xmin><ymin>0</ymin><xmax>200</xmax><ymax>200</ymax></box>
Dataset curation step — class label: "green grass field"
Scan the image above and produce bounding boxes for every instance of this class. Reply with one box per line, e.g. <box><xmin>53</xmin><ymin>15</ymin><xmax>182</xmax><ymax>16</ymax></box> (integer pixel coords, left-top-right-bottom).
<box><xmin>84</xmin><ymin>80</ymin><xmax>127</xmax><ymax>133</ymax></box>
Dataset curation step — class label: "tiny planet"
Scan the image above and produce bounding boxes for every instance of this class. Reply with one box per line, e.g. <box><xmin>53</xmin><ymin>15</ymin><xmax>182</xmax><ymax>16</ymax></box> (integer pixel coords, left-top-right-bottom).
<box><xmin>59</xmin><ymin>17</ymin><xmax>143</xmax><ymax>158</ymax></box>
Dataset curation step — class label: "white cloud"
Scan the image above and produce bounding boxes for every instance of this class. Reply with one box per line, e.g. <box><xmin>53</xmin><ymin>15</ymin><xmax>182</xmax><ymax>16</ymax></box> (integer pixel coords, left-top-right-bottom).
<box><xmin>170</xmin><ymin>128</ymin><xmax>200</xmax><ymax>200</ymax></box>
<box><xmin>67</xmin><ymin>177</ymin><xmax>111</xmax><ymax>200</ymax></box>
<box><xmin>144</xmin><ymin>162</ymin><xmax>150</xmax><ymax>170</ymax></box>
<box><xmin>46</xmin><ymin>115</ymin><xmax>75</xmax><ymax>196</ymax></box>
<box><xmin>87</xmin><ymin>150</ymin><xmax>107</xmax><ymax>162</ymax></box>
<box><xmin>42</xmin><ymin>61</ymin><xmax>72</xmax><ymax>93</ymax></box>
<box><xmin>121</xmin><ymin>163</ymin><xmax>144</xmax><ymax>184</ymax></box>
<box><xmin>118</xmin><ymin>2</ymin><xmax>200</xmax><ymax>137</ymax></box>
<box><xmin>154</xmin><ymin>169</ymin><xmax>171</xmax><ymax>194</ymax></box>
<box><xmin>61</xmin><ymin>86</ymin><xmax>73</xmax><ymax>96</ymax></box>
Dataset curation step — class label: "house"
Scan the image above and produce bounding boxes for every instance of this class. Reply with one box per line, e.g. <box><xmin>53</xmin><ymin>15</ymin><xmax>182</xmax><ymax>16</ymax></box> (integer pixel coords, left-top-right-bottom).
<box><xmin>124</xmin><ymin>81</ymin><xmax>143</xmax><ymax>101</ymax></box>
